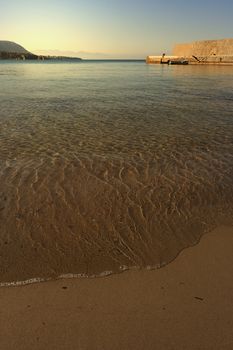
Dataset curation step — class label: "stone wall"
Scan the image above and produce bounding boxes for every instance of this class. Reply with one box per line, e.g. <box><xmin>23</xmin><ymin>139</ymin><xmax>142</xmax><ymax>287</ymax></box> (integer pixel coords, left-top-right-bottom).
<box><xmin>173</xmin><ymin>39</ymin><xmax>233</xmax><ymax>57</ymax></box>
<box><xmin>146</xmin><ymin>56</ymin><xmax>180</xmax><ymax>64</ymax></box>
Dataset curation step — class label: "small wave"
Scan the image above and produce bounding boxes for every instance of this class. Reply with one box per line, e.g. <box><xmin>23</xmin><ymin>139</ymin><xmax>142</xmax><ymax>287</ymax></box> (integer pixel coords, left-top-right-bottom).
<box><xmin>0</xmin><ymin>264</ymin><xmax>159</xmax><ymax>288</ymax></box>
<box><xmin>0</xmin><ymin>271</ymin><xmax>115</xmax><ymax>288</ymax></box>
<box><xmin>0</xmin><ymin>256</ymin><xmax>192</xmax><ymax>288</ymax></box>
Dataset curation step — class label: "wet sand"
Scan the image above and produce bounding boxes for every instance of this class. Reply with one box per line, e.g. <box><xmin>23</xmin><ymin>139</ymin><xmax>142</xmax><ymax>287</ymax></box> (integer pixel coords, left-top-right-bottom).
<box><xmin>1</xmin><ymin>226</ymin><xmax>233</xmax><ymax>350</ymax></box>
<box><xmin>1</xmin><ymin>153</ymin><xmax>233</xmax><ymax>283</ymax></box>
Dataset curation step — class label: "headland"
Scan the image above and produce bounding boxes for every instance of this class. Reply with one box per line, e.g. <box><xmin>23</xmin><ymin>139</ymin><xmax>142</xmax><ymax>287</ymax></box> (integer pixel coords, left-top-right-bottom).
<box><xmin>0</xmin><ymin>41</ymin><xmax>82</xmax><ymax>61</ymax></box>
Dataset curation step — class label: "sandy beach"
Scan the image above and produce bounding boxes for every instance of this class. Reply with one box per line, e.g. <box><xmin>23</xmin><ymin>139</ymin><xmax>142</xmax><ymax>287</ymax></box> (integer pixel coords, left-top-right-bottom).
<box><xmin>1</xmin><ymin>3</ymin><xmax>233</xmax><ymax>349</ymax></box>
<box><xmin>0</xmin><ymin>226</ymin><xmax>233</xmax><ymax>350</ymax></box>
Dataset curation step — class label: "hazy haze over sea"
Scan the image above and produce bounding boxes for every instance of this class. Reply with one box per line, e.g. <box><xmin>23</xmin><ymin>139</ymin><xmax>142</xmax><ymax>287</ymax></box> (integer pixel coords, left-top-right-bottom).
<box><xmin>0</xmin><ymin>61</ymin><xmax>233</xmax><ymax>284</ymax></box>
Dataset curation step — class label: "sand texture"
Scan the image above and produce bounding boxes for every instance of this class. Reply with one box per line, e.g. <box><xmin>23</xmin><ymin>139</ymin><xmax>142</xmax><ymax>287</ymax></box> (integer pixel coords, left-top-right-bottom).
<box><xmin>0</xmin><ymin>226</ymin><xmax>233</xmax><ymax>350</ymax></box>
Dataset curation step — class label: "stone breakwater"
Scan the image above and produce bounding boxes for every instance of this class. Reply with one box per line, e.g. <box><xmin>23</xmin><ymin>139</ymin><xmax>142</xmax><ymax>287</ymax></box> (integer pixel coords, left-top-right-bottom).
<box><xmin>173</xmin><ymin>39</ymin><xmax>233</xmax><ymax>57</ymax></box>
<box><xmin>147</xmin><ymin>38</ymin><xmax>233</xmax><ymax>64</ymax></box>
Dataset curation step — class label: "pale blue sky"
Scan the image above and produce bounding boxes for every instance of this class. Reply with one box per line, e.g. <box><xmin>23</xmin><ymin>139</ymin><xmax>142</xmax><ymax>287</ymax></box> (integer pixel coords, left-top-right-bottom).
<box><xmin>0</xmin><ymin>0</ymin><xmax>232</xmax><ymax>58</ymax></box>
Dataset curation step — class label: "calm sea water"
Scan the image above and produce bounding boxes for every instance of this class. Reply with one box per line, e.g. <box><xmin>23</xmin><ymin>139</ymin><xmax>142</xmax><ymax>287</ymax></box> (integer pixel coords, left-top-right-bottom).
<box><xmin>0</xmin><ymin>61</ymin><xmax>233</xmax><ymax>285</ymax></box>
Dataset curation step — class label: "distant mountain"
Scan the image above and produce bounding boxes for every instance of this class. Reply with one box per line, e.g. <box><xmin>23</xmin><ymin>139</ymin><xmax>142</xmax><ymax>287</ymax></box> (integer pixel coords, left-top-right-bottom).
<box><xmin>0</xmin><ymin>41</ymin><xmax>30</xmax><ymax>54</ymax></box>
<box><xmin>0</xmin><ymin>40</ymin><xmax>82</xmax><ymax>61</ymax></box>
<box><xmin>35</xmin><ymin>49</ymin><xmax>113</xmax><ymax>59</ymax></box>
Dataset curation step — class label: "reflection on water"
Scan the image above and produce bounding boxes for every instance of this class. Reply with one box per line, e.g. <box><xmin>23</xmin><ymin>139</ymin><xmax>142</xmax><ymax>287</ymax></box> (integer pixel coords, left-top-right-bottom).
<box><xmin>0</xmin><ymin>61</ymin><xmax>233</xmax><ymax>283</ymax></box>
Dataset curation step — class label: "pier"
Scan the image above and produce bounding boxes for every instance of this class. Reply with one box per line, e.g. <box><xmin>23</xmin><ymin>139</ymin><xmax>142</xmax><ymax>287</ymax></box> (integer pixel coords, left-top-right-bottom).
<box><xmin>147</xmin><ymin>38</ymin><xmax>233</xmax><ymax>65</ymax></box>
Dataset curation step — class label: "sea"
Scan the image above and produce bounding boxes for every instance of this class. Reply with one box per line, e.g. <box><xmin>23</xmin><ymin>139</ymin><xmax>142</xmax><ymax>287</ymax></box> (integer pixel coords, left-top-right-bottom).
<box><xmin>0</xmin><ymin>60</ymin><xmax>233</xmax><ymax>285</ymax></box>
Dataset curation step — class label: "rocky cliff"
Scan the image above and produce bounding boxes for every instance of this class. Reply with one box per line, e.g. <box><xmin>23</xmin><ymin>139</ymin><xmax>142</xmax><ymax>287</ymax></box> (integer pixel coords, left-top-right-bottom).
<box><xmin>173</xmin><ymin>39</ymin><xmax>233</xmax><ymax>57</ymax></box>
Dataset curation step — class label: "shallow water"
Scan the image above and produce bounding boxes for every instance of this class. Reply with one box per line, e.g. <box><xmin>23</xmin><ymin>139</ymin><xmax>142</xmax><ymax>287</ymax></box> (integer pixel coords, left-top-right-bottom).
<box><xmin>0</xmin><ymin>61</ymin><xmax>233</xmax><ymax>284</ymax></box>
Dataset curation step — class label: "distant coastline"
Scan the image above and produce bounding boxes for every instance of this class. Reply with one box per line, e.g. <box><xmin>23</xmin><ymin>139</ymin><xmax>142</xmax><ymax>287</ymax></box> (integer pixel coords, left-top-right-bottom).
<box><xmin>0</xmin><ymin>52</ymin><xmax>82</xmax><ymax>61</ymax></box>
<box><xmin>0</xmin><ymin>40</ymin><xmax>82</xmax><ymax>61</ymax></box>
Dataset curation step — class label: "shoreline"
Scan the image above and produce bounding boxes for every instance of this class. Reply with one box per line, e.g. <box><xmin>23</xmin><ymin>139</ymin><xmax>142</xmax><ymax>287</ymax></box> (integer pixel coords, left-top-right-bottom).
<box><xmin>1</xmin><ymin>225</ymin><xmax>233</xmax><ymax>349</ymax></box>
<box><xmin>0</xmin><ymin>223</ymin><xmax>224</xmax><ymax>288</ymax></box>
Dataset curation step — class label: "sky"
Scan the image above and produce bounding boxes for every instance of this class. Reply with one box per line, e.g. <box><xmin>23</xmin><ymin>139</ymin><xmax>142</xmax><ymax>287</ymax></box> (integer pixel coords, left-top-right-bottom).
<box><xmin>0</xmin><ymin>0</ymin><xmax>232</xmax><ymax>58</ymax></box>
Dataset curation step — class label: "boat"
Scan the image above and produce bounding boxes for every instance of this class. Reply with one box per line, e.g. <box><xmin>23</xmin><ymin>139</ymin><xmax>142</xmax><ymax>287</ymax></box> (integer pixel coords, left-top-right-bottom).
<box><xmin>160</xmin><ymin>60</ymin><xmax>170</xmax><ymax>64</ymax></box>
<box><xmin>169</xmin><ymin>60</ymin><xmax>189</xmax><ymax>65</ymax></box>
